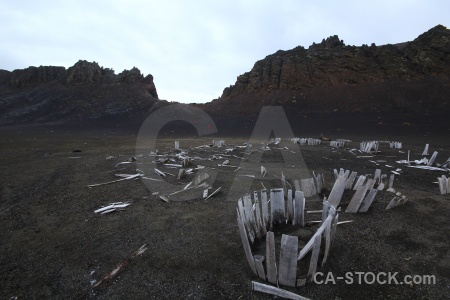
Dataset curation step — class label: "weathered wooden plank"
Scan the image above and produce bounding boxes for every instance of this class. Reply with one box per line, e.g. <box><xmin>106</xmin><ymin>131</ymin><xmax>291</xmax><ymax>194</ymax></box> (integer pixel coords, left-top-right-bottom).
<box><xmin>281</xmin><ymin>172</ymin><xmax>287</xmax><ymax>195</ymax></box>
<box><xmin>261</xmin><ymin>189</ymin><xmax>269</xmax><ymax>228</ymax></box>
<box><xmin>328</xmin><ymin>174</ymin><xmax>347</xmax><ymax>207</ymax></box>
<box><xmin>243</xmin><ymin>194</ymin><xmax>257</xmax><ymax>241</ymax></box>
<box><xmin>286</xmin><ymin>189</ymin><xmax>294</xmax><ymax>222</ymax></box>
<box><xmin>266</xmin><ymin>231</ymin><xmax>277</xmax><ymax>284</ymax></box>
<box><xmin>428</xmin><ymin>151</ymin><xmax>438</xmax><ymax>166</ymax></box>
<box><xmin>307</xmin><ymin>234</ymin><xmax>322</xmax><ymax>281</ymax></box>
<box><xmin>345</xmin><ymin>185</ymin><xmax>368</xmax><ymax>213</ymax></box>
<box><xmin>294</xmin><ymin>179</ymin><xmax>301</xmax><ymax>192</ymax></box>
<box><xmin>388</xmin><ymin>174</ymin><xmax>395</xmax><ymax>188</ymax></box>
<box><xmin>270</xmin><ymin>188</ymin><xmax>285</xmax><ymax>226</ymax></box>
<box><xmin>321</xmin><ymin>199</ymin><xmax>329</xmax><ymax>223</ymax></box>
<box><xmin>330</xmin><ymin>213</ymin><xmax>339</xmax><ymax>244</ymax></box>
<box><xmin>236</xmin><ymin>208</ymin><xmax>257</xmax><ymax>275</ymax></box>
<box><xmin>359</xmin><ymin>189</ymin><xmax>378</xmax><ymax>213</ymax></box>
<box><xmin>321</xmin><ymin>216</ymin><xmax>332</xmax><ymax>266</ymax></box>
<box><xmin>365</xmin><ymin>178</ymin><xmax>375</xmax><ymax>190</ymax></box>
<box><xmin>278</xmin><ymin>235</ymin><xmax>299</xmax><ymax>287</ymax></box>
<box><xmin>374</xmin><ymin>169</ymin><xmax>381</xmax><ymax>184</ymax></box>
<box><xmin>300</xmin><ymin>178</ymin><xmax>316</xmax><ymax>197</ymax></box>
<box><xmin>238</xmin><ymin>199</ymin><xmax>254</xmax><ymax>243</ymax></box>
<box><xmin>252</xmin><ymin>281</ymin><xmax>311</xmax><ymax>300</ymax></box>
<box><xmin>353</xmin><ymin>175</ymin><xmax>367</xmax><ymax>190</ymax></box>
<box><xmin>345</xmin><ymin>171</ymin><xmax>358</xmax><ymax>189</ymax></box>
<box><xmin>253</xmin><ymin>255</ymin><xmax>266</xmax><ymax>281</ymax></box>
<box><xmin>253</xmin><ymin>191</ymin><xmax>265</xmax><ymax>237</ymax></box>
<box><xmin>422</xmin><ymin>143</ymin><xmax>429</xmax><ymax>156</ymax></box>
<box><xmin>293</xmin><ymin>191</ymin><xmax>305</xmax><ymax>226</ymax></box>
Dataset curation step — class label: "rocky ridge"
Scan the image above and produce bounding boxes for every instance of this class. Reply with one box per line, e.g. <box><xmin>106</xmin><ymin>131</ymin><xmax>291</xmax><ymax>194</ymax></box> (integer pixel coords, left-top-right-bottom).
<box><xmin>0</xmin><ymin>60</ymin><xmax>160</xmax><ymax>126</ymax></box>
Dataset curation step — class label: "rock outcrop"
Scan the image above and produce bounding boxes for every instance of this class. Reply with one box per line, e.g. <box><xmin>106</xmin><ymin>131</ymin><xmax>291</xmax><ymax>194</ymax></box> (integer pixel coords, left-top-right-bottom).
<box><xmin>218</xmin><ymin>25</ymin><xmax>449</xmax><ymax>100</ymax></box>
<box><xmin>0</xmin><ymin>60</ymin><xmax>160</xmax><ymax>126</ymax></box>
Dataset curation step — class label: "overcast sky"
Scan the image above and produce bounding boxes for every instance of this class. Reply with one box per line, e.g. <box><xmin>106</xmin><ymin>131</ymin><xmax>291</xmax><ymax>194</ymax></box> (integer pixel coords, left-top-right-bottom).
<box><xmin>1</xmin><ymin>1</ymin><xmax>448</xmax><ymax>103</ymax></box>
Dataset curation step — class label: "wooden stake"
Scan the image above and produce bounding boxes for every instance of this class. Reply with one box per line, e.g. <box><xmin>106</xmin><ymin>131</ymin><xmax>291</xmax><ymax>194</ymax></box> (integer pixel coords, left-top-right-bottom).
<box><xmin>278</xmin><ymin>235</ymin><xmax>299</xmax><ymax>287</ymax></box>
<box><xmin>266</xmin><ymin>231</ymin><xmax>277</xmax><ymax>284</ymax></box>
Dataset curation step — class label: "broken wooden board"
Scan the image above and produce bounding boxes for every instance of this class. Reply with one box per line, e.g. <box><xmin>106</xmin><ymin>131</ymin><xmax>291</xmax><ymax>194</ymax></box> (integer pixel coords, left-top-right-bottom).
<box><xmin>266</xmin><ymin>231</ymin><xmax>277</xmax><ymax>284</ymax></box>
<box><xmin>278</xmin><ymin>235</ymin><xmax>299</xmax><ymax>287</ymax></box>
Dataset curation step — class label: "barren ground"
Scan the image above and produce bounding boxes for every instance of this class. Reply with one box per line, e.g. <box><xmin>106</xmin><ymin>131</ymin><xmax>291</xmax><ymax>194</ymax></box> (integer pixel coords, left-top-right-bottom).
<box><xmin>0</xmin><ymin>125</ymin><xmax>449</xmax><ymax>300</ymax></box>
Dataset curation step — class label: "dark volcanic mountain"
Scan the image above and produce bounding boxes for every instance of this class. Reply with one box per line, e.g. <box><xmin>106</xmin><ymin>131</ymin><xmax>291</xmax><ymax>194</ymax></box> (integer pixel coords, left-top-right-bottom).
<box><xmin>1</xmin><ymin>25</ymin><xmax>449</xmax><ymax>135</ymax></box>
<box><xmin>201</xmin><ymin>25</ymin><xmax>450</xmax><ymax>135</ymax></box>
<box><xmin>0</xmin><ymin>60</ymin><xmax>163</xmax><ymax>127</ymax></box>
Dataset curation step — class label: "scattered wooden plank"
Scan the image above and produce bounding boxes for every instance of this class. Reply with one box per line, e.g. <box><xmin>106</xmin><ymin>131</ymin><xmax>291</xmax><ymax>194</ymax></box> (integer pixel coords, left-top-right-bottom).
<box><xmin>266</xmin><ymin>231</ymin><xmax>277</xmax><ymax>284</ymax></box>
<box><xmin>359</xmin><ymin>189</ymin><xmax>378</xmax><ymax>213</ymax></box>
<box><xmin>87</xmin><ymin>173</ymin><xmax>142</xmax><ymax>188</ymax></box>
<box><xmin>252</xmin><ymin>281</ymin><xmax>311</xmax><ymax>300</ymax></box>
<box><xmin>93</xmin><ymin>244</ymin><xmax>148</xmax><ymax>288</ymax></box>
<box><xmin>204</xmin><ymin>187</ymin><xmax>221</xmax><ymax>200</ymax></box>
<box><xmin>422</xmin><ymin>144</ymin><xmax>429</xmax><ymax>156</ymax></box>
<box><xmin>236</xmin><ymin>208</ymin><xmax>257</xmax><ymax>275</ymax></box>
<box><xmin>278</xmin><ymin>235</ymin><xmax>299</xmax><ymax>287</ymax></box>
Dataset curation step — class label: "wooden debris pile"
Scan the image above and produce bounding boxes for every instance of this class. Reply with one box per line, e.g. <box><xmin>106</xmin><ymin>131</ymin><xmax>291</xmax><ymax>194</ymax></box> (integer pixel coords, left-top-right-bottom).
<box><xmin>291</xmin><ymin>138</ymin><xmax>321</xmax><ymax>146</ymax></box>
<box><xmin>389</xmin><ymin>141</ymin><xmax>402</xmax><ymax>149</ymax></box>
<box><xmin>360</xmin><ymin>141</ymin><xmax>379</xmax><ymax>153</ymax></box>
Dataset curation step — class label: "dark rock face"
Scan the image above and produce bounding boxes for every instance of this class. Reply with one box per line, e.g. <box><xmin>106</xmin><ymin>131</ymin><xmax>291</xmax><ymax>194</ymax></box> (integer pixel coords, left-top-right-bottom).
<box><xmin>0</xmin><ymin>60</ymin><xmax>160</xmax><ymax>126</ymax></box>
<box><xmin>202</xmin><ymin>25</ymin><xmax>450</xmax><ymax>135</ymax></box>
<box><xmin>218</xmin><ymin>25</ymin><xmax>449</xmax><ymax>100</ymax></box>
